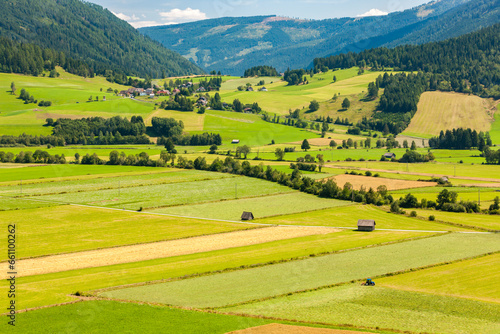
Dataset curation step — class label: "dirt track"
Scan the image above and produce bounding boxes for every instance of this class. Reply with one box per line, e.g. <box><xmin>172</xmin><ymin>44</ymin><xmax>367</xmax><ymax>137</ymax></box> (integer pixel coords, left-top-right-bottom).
<box><xmin>227</xmin><ymin>324</ymin><xmax>375</xmax><ymax>334</ymax></box>
<box><xmin>15</xmin><ymin>226</ymin><xmax>337</xmax><ymax>278</ymax></box>
<box><xmin>327</xmin><ymin>174</ymin><xmax>436</xmax><ymax>191</ymax></box>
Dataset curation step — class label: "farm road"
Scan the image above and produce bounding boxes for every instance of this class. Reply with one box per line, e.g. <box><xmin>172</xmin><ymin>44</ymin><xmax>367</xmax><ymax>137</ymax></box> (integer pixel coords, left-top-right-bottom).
<box><xmin>14</xmin><ymin>226</ymin><xmax>337</xmax><ymax>278</ymax></box>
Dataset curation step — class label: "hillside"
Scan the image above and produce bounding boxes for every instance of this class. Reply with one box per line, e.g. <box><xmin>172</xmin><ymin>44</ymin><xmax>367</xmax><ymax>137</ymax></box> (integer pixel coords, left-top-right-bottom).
<box><xmin>402</xmin><ymin>91</ymin><xmax>496</xmax><ymax>138</ymax></box>
<box><xmin>136</xmin><ymin>0</ymin><xmax>500</xmax><ymax>75</ymax></box>
<box><xmin>0</xmin><ymin>0</ymin><xmax>203</xmax><ymax>78</ymax></box>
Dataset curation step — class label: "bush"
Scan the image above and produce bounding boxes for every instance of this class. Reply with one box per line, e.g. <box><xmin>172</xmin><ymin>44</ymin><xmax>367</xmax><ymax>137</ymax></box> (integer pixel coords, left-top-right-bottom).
<box><xmin>365</xmin><ymin>171</ymin><xmax>372</xmax><ymax>176</ymax></box>
<box><xmin>374</xmin><ymin>173</ymin><xmax>380</xmax><ymax>177</ymax></box>
<box><xmin>429</xmin><ymin>215</ymin><xmax>435</xmax><ymax>221</ymax></box>
<box><xmin>410</xmin><ymin>211</ymin><xmax>417</xmax><ymax>217</ymax></box>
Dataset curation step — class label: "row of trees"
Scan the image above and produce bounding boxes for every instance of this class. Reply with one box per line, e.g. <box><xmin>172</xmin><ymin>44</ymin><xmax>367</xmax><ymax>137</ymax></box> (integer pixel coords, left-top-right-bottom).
<box><xmin>160</xmin><ymin>94</ymin><xmax>195</xmax><ymax>111</ymax></box>
<box><xmin>244</xmin><ymin>65</ymin><xmax>279</xmax><ymax>77</ymax></box>
<box><xmin>429</xmin><ymin>129</ymin><xmax>492</xmax><ymax>150</ymax></box>
<box><xmin>157</xmin><ymin>133</ymin><xmax>222</xmax><ymax>147</ymax></box>
<box><xmin>0</xmin><ymin>150</ymin><xmax>66</xmax><ymax>164</ymax></box>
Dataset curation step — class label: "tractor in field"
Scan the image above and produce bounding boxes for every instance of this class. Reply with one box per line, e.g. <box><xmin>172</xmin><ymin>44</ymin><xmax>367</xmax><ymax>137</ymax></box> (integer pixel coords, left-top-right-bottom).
<box><xmin>361</xmin><ymin>278</ymin><xmax>375</xmax><ymax>286</ymax></box>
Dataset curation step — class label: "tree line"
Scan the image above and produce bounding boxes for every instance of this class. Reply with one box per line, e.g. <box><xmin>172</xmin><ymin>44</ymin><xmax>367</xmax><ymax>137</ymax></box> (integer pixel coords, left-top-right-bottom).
<box><xmin>429</xmin><ymin>128</ymin><xmax>492</xmax><ymax>150</ymax></box>
<box><xmin>244</xmin><ymin>65</ymin><xmax>279</xmax><ymax>77</ymax></box>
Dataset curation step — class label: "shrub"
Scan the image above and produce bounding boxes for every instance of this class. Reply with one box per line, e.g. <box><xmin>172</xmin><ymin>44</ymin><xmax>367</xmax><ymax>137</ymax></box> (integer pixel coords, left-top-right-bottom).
<box><xmin>374</xmin><ymin>173</ymin><xmax>380</xmax><ymax>177</ymax></box>
<box><xmin>429</xmin><ymin>215</ymin><xmax>435</xmax><ymax>221</ymax></box>
<box><xmin>410</xmin><ymin>211</ymin><xmax>417</xmax><ymax>217</ymax></box>
<box><xmin>365</xmin><ymin>171</ymin><xmax>372</xmax><ymax>176</ymax></box>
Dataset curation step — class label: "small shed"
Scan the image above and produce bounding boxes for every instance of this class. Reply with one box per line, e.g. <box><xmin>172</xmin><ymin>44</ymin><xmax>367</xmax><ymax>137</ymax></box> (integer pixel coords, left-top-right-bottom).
<box><xmin>357</xmin><ymin>219</ymin><xmax>376</xmax><ymax>232</ymax></box>
<box><xmin>232</xmin><ymin>139</ymin><xmax>240</xmax><ymax>144</ymax></box>
<box><xmin>241</xmin><ymin>212</ymin><xmax>254</xmax><ymax>220</ymax></box>
<box><xmin>384</xmin><ymin>152</ymin><xmax>396</xmax><ymax>159</ymax></box>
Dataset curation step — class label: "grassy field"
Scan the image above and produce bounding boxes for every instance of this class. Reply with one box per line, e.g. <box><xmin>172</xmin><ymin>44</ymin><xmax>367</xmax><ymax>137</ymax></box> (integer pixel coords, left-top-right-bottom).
<box><xmin>0</xmin><ymin>164</ymin><xmax>165</xmax><ymax>183</ymax></box>
<box><xmin>224</xmin><ymin>284</ymin><xmax>500</xmax><ymax>334</ymax></box>
<box><xmin>217</xmin><ymin>69</ymin><xmax>384</xmax><ymax>115</ymax></box>
<box><xmin>490</xmin><ymin>104</ymin><xmax>500</xmax><ymax>144</ymax></box>
<box><xmin>378</xmin><ymin>253</ymin><xmax>500</xmax><ymax>303</ymax></box>
<box><xmin>0</xmin><ymin>230</ymin><xmax>425</xmax><ymax>309</ymax></box>
<box><xmin>403</xmin><ymin>91</ymin><xmax>494</xmax><ymax>138</ymax></box>
<box><xmin>202</xmin><ymin>109</ymin><xmax>319</xmax><ymax>147</ymax></box>
<box><xmin>23</xmin><ymin>175</ymin><xmax>292</xmax><ymax>210</ymax></box>
<box><xmin>101</xmin><ymin>233</ymin><xmax>499</xmax><ymax>308</ymax></box>
<box><xmin>151</xmin><ymin>192</ymin><xmax>353</xmax><ymax>221</ymax></box>
<box><xmin>0</xmin><ymin>169</ymin><xmax>233</xmax><ymax>197</ymax></box>
<box><xmin>1</xmin><ymin>300</ymin><xmax>275</xmax><ymax>334</ymax></box>
<box><xmin>257</xmin><ymin>205</ymin><xmax>474</xmax><ymax>231</ymax></box>
<box><xmin>0</xmin><ymin>205</ymin><xmax>253</xmax><ymax>259</ymax></box>
<box><xmin>0</xmin><ymin>196</ymin><xmax>59</xmax><ymax>211</ymax></box>
<box><xmin>409</xmin><ymin>209</ymin><xmax>500</xmax><ymax>231</ymax></box>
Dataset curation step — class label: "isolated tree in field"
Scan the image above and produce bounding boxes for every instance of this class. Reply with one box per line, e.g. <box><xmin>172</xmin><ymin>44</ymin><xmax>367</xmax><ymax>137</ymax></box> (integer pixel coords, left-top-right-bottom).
<box><xmin>403</xmin><ymin>140</ymin><xmax>409</xmax><ymax>149</ymax></box>
<box><xmin>275</xmin><ymin>148</ymin><xmax>285</xmax><ymax>161</ymax></box>
<box><xmin>367</xmin><ymin>82</ymin><xmax>378</xmax><ymax>99</ymax></box>
<box><xmin>233</xmin><ymin>99</ymin><xmax>243</xmax><ymax>113</ymax></box>
<box><xmin>347</xmin><ymin>138</ymin><xmax>354</xmax><ymax>148</ymax></box>
<box><xmin>209</xmin><ymin>144</ymin><xmax>218</xmax><ymax>154</ymax></box>
<box><xmin>301</xmin><ymin>139</ymin><xmax>310</xmax><ymax>151</ymax></box>
<box><xmin>329</xmin><ymin>140</ymin><xmax>337</xmax><ymax>149</ymax></box>
<box><xmin>74</xmin><ymin>153</ymin><xmax>80</xmax><ymax>164</ymax></box>
<box><xmin>309</xmin><ymin>100</ymin><xmax>320</xmax><ymax>112</ymax></box>
<box><xmin>437</xmin><ymin>189</ymin><xmax>458</xmax><ymax>209</ymax></box>
<box><xmin>10</xmin><ymin>82</ymin><xmax>16</xmax><ymax>95</ymax></box>
<box><xmin>333</xmin><ymin>75</ymin><xmax>337</xmax><ymax>83</ymax></box>
<box><xmin>365</xmin><ymin>137</ymin><xmax>371</xmax><ymax>148</ymax></box>
<box><xmin>342</xmin><ymin>98</ymin><xmax>350</xmax><ymax>110</ymax></box>
<box><xmin>164</xmin><ymin>138</ymin><xmax>176</xmax><ymax>153</ymax></box>
<box><xmin>237</xmin><ymin>145</ymin><xmax>251</xmax><ymax>159</ymax></box>
<box><xmin>411</xmin><ymin>141</ymin><xmax>417</xmax><ymax>150</ymax></box>
<box><xmin>489</xmin><ymin>196</ymin><xmax>500</xmax><ymax>211</ymax></box>
<box><xmin>316</xmin><ymin>154</ymin><xmax>325</xmax><ymax>172</ymax></box>
<box><xmin>321</xmin><ymin>122</ymin><xmax>329</xmax><ymax>137</ymax></box>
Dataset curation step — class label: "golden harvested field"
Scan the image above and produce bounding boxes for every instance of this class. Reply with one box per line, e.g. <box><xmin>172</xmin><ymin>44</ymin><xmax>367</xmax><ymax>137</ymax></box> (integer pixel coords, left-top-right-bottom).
<box><xmin>403</xmin><ymin>91</ymin><xmax>494</xmax><ymax>137</ymax></box>
<box><xmin>227</xmin><ymin>324</ymin><xmax>375</xmax><ymax>334</ymax></box>
<box><xmin>15</xmin><ymin>226</ymin><xmax>337</xmax><ymax>277</ymax></box>
<box><xmin>329</xmin><ymin>174</ymin><xmax>436</xmax><ymax>190</ymax></box>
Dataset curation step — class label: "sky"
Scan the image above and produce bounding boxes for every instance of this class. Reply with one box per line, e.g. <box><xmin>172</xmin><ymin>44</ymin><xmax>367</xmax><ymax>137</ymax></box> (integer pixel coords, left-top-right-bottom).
<box><xmin>89</xmin><ymin>0</ymin><xmax>432</xmax><ymax>28</ymax></box>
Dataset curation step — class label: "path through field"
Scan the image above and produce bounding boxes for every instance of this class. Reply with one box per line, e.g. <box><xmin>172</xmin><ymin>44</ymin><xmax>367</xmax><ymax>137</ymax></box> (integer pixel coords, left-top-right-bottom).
<box><xmin>227</xmin><ymin>324</ymin><xmax>375</xmax><ymax>334</ymax></box>
<box><xmin>14</xmin><ymin>226</ymin><xmax>337</xmax><ymax>277</ymax></box>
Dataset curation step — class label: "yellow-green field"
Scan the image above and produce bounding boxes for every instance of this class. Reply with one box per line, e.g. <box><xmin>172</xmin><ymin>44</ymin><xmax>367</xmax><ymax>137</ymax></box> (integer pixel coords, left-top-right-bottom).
<box><xmin>403</xmin><ymin>91</ymin><xmax>494</xmax><ymax>138</ymax></box>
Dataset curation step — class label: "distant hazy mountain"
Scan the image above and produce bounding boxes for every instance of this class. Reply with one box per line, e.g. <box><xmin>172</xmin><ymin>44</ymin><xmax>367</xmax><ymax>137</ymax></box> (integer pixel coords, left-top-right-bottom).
<box><xmin>139</xmin><ymin>0</ymin><xmax>499</xmax><ymax>75</ymax></box>
<box><xmin>0</xmin><ymin>0</ymin><xmax>203</xmax><ymax>78</ymax></box>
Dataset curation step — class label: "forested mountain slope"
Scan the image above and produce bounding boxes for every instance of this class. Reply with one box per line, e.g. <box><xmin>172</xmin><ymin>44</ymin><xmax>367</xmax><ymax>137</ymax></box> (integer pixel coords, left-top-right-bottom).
<box><xmin>0</xmin><ymin>0</ymin><xmax>203</xmax><ymax>78</ymax></box>
<box><xmin>137</xmin><ymin>0</ymin><xmax>500</xmax><ymax>75</ymax></box>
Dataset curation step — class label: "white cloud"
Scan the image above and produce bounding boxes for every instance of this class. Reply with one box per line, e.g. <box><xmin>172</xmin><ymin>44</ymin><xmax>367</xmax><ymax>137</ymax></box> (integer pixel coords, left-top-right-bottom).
<box><xmin>112</xmin><ymin>12</ymin><xmax>131</xmax><ymax>21</ymax></box>
<box><xmin>129</xmin><ymin>21</ymin><xmax>166</xmax><ymax>28</ymax></box>
<box><xmin>357</xmin><ymin>8</ymin><xmax>389</xmax><ymax>17</ymax></box>
<box><xmin>159</xmin><ymin>8</ymin><xmax>208</xmax><ymax>23</ymax></box>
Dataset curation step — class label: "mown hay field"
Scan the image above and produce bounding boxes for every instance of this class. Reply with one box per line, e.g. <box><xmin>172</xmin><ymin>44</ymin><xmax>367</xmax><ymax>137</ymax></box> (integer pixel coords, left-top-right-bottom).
<box><xmin>377</xmin><ymin>253</ymin><xmax>500</xmax><ymax>303</ymax></box>
<box><xmin>101</xmin><ymin>234</ymin><xmax>500</xmax><ymax>308</ymax></box>
<box><xmin>403</xmin><ymin>91</ymin><xmax>494</xmax><ymax>138</ymax></box>
<box><xmin>0</xmin><ymin>230</ymin><xmax>425</xmax><ymax>309</ymax></box>
<box><xmin>257</xmin><ymin>205</ymin><xmax>474</xmax><ymax>231</ymax></box>
<box><xmin>223</xmin><ymin>284</ymin><xmax>500</xmax><ymax>334</ymax></box>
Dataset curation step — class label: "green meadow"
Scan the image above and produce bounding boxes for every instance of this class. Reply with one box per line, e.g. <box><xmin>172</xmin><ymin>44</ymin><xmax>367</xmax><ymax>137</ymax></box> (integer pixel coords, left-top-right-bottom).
<box><xmin>151</xmin><ymin>192</ymin><xmax>353</xmax><ymax>221</ymax></box>
<box><xmin>102</xmin><ymin>233</ymin><xmax>500</xmax><ymax>308</ymax></box>
<box><xmin>257</xmin><ymin>205</ymin><xmax>474</xmax><ymax>231</ymax></box>
<box><xmin>378</xmin><ymin>253</ymin><xmax>500</xmax><ymax>303</ymax></box>
<box><xmin>0</xmin><ymin>230</ymin><xmax>425</xmax><ymax>309</ymax></box>
<box><xmin>0</xmin><ymin>205</ymin><xmax>251</xmax><ymax>259</ymax></box>
<box><xmin>224</xmin><ymin>284</ymin><xmax>500</xmax><ymax>334</ymax></box>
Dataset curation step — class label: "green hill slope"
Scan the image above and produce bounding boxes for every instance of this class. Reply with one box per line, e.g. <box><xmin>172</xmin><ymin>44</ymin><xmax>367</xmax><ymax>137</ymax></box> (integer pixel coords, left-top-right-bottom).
<box><xmin>0</xmin><ymin>0</ymin><xmax>203</xmax><ymax>78</ymax></box>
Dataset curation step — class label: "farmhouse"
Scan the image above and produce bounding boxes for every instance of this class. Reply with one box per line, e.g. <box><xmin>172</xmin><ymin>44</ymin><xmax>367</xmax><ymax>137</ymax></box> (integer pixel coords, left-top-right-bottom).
<box><xmin>261</xmin><ymin>87</ymin><xmax>268</xmax><ymax>91</ymax></box>
<box><xmin>383</xmin><ymin>152</ymin><xmax>396</xmax><ymax>159</ymax></box>
<box><xmin>246</xmin><ymin>86</ymin><xmax>254</xmax><ymax>92</ymax></box>
<box><xmin>241</xmin><ymin>212</ymin><xmax>254</xmax><ymax>220</ymax></box>
<box><xmin>357</xmin><ymin>219</ymin><xmax>376</xmax><ymax>232</ymax></box>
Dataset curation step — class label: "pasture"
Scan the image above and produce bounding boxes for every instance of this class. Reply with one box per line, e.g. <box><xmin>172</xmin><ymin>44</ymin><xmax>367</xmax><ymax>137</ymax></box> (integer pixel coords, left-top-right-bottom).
<box><xmin>0</xmin><ymin>230</ymin><xmax>425</xmax><ymax>309</ymax></box>
<box><xmin>257</xmin><ymin>205</ymin><xmax>474</xmax><ymax>231</ymax></box>
<box><xmin>151</xmin><ymin>192</ymin><xmax>353</xmax><ymax>221</ymax></box>
<box><xmin>378</xmin><ymin>253</ymin><xmax>500</xmax><ymax>303</ymax></box>
<box><xmin>402</xmin><ymin>91</ymin><xmax>494</xmax><ymax>138</ymax></box>
<box><xmin>101</xmin><ymin>233</ymin><xmax>499</xmax><ymax>308</ymax></box>
<box><xmin>224</xmin><ymin>284</ymin><xmax>500</xmax><ymax>334</ymax></box>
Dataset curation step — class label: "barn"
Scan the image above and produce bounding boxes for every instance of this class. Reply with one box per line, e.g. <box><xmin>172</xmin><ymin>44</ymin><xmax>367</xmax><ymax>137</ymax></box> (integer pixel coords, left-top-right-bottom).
<box><xmin>357</xmin><ymin>219</ymin><xmax>376</xmax><ymax>231</ymax></box>
<box><xmin>241</xmin><ymin>212</ymin><xmax>254</xmax><ymax>220</ymax></box>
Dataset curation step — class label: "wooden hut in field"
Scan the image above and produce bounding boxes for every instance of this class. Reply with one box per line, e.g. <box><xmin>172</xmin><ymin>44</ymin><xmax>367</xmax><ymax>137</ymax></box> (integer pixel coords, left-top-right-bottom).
<box><xmin>241</xmin><ymin>212</ymin><xmax>254</xmax><ymax>221</ymax></box>
<box><xmin>357</xmin><ymin>219</ymin><xmax>376</xmax><ymax>232</ymax></box>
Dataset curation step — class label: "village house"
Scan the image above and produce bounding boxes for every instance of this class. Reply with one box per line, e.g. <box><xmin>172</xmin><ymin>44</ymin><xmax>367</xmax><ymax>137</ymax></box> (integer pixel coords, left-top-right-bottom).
<box><xmin>357</xmin><ymin>220</ymin><xmax>376</xmax><ymax>232</ymax></box>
